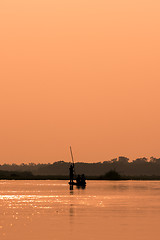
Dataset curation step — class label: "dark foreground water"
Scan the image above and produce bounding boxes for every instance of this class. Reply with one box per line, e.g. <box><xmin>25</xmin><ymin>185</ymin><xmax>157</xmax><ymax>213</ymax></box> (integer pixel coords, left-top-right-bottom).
<box><xmin>0</xmin><ymin>180</ymin><xmax>160</xmax><ymax>240</ymax></box>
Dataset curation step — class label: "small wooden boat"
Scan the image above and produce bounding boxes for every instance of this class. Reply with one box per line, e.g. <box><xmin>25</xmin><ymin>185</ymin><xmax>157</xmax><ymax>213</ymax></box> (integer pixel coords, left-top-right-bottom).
<box><xmin>68</xmin><ymin>146</ymin><xmax>86</xmax><ymax>188</ymax></box>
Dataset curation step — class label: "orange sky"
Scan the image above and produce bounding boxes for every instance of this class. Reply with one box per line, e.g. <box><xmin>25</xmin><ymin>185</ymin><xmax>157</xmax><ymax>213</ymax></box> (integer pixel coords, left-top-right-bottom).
<box><xmin>0</xmin><ymin>0</ymin><xmax>160</xmax><ymax>164</ymax></box>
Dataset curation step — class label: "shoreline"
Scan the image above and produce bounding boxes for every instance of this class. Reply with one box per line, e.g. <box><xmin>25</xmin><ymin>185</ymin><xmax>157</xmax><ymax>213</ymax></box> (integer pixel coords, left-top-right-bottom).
<box><xmin>1</xmin><ymin>176</ymin><xmax>160</xmax><ymax>181</ymax></box>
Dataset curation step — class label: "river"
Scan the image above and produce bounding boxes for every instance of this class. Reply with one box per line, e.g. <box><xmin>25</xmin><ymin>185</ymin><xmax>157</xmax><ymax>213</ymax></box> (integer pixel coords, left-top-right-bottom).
<box><xmin>0</xmin><ymin>180</ymin><xmax>160</xmax><ymax>240</ymax></box>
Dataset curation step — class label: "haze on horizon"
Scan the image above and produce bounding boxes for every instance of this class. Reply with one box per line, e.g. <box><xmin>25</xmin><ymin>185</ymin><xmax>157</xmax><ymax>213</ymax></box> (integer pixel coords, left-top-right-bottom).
<box><xmin>0</xmin><ymin>0</ymin><xmax>160</xmax><ymax>164</ymax></box>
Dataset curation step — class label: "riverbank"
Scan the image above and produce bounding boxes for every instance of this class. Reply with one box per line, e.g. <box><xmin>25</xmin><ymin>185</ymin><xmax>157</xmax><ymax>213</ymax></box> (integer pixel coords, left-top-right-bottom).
<box><xmin>1</xmin><ymin>170</ymin><xmax>160</xmax><ymax>180</ymax></box>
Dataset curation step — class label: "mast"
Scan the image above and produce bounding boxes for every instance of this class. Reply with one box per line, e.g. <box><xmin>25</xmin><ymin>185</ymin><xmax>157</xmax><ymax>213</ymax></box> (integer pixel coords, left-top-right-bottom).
<box><xmin>70</xmin><ymin>146</ymin><xmax>74</xmax><ymax>167</ymax></box>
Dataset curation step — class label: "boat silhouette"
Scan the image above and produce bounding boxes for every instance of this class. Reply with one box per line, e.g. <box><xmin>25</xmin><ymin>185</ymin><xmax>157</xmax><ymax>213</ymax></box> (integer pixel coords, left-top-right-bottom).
<box><xmin>69</xmin><ymin>146</ymin><xmax>86</xmax><ymax>188</ymax></box>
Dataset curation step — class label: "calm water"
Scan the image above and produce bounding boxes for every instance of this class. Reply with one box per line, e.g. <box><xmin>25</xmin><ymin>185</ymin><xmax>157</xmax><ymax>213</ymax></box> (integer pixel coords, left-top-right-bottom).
<box><xmin>0</xmin><ymin>180</ymin><xmax>160</xmax><ymax>240</ymax></box>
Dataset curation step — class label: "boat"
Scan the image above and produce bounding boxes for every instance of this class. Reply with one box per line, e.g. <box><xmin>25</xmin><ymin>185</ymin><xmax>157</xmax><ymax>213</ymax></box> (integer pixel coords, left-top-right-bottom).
<box><xmin>68</xmin><ymin>146</ymin><xmax>86</xmax><ymax>188</ymax></box>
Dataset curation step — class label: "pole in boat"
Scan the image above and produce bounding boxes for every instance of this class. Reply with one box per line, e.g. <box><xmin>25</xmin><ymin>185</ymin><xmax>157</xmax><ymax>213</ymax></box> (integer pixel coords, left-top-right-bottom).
<box><xmin>70</xmin><ymin>146</ymin><xmax>74</xmax><ymax>167</ymax></box>
<box><xmin>69</xmin><ymin>146</ymin><xmax>74</xmax><ymax>185</ymax></box>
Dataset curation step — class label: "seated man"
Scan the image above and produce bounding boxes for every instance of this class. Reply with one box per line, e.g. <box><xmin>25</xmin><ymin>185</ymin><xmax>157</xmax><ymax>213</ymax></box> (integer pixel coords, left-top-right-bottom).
<box><xmin>76</xmin><ymin>174</ymin><xmax>81</xmax><ymax>185</ymax></box>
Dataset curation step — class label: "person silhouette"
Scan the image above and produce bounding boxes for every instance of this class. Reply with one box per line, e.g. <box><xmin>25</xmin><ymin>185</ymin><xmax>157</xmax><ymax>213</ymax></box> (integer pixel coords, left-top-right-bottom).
<box><xmin>76</xmin><ymin>174</ymin><xmax>81</xmax><ymax>185</ymax></box>
<box><xmin>69</xmin><ymin>164</ymin><xmax>74</xmax><ymax>184</ymax></box>
<box><xmin>81</xmin><ymin>174</ymin><xmax>86</xmax><ymax>186</ymax></box>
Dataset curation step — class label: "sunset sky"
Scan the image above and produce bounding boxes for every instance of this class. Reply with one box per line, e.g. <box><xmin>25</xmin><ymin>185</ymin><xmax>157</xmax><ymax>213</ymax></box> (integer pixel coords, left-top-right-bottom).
<box><xmin>0</xmin><ymin>0</ymin><xmax>160</xmax><ymax>164</ymax></box>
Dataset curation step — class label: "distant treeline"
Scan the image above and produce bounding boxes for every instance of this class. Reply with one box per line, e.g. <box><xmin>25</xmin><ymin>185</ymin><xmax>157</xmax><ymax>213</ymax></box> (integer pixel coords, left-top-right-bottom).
<box><xmin>1</xmin><ymin>169</ymin><xmax>160</xmax><ymax>180</ymax></box>
<box><xmin>1</xmin><ymin>157</ymin><xmax>160</xmax><ymax>177</ymax></box>
<box><xmin>0</xmin><ymin>170</ymin><xmax>68</xmax><ymax>180</ymax></box>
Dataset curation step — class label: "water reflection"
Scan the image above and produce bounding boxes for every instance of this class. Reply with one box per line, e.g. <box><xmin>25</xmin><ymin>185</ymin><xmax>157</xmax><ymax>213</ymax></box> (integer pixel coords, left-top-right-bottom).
<box><xmin>76</xmin><ymin>185</ymin><xmax>86</xmax><ymax>190</ymax></box>
<box><xmin>70</xmin><ymin>190</ymin><xmax>74</xmax><ymax>195</ymax></box>
<box><xmin>69</xmin><ymin>204</ymin><xmax>74</xmax><ymax>217</ymax></box>
<box><xmin>0</xmin><ymin>180</ymin><xmax>160</xmax><ymax>240</ymax></box>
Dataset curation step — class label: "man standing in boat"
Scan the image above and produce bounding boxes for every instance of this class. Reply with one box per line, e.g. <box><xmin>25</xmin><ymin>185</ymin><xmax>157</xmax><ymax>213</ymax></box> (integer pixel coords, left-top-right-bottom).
<box><xmin>69</xmin><ymin>146</ymin><xmax>75</xmax><ymax>185</ymax></box>
<box><xmin>69</xmin><ymin>163</ymin><xmax>74</xmax><ymax>185</ymax></box>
